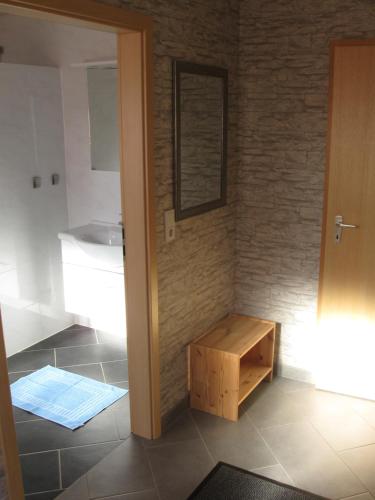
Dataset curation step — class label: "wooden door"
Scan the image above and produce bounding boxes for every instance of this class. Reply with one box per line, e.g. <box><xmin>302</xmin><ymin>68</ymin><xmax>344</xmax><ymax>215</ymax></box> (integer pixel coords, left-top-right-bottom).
<box><xmin>318</xmin><ymin>42</ymin><xmax>375</xmax><ymax>400</ymax></box>
<box><xmin>0</xmin><ymin>310</ymin><xmax>24</xmax><ymax>499</ymax></box>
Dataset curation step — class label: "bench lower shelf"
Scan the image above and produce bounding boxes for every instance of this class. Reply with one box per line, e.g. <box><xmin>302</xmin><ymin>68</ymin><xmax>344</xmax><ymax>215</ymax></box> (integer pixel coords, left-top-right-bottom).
<box><xmin>239</xmin><ymin>363</ymin><xmax>272</xmax><ymax>405</ymax></box>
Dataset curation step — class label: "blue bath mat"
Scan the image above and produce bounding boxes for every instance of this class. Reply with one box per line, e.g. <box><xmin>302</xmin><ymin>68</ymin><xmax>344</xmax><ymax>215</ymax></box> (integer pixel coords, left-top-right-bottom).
<box><xmin>10</xmin><ymin>365</ymin><xmax>128</xmax><ymax>430</ymax></box>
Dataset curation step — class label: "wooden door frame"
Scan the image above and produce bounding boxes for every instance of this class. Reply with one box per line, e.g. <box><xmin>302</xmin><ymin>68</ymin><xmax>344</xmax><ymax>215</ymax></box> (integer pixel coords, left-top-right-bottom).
<box><xmin>0</xmin><ymin>1</ymin><xmax>160</xmax><ymax>498</ymax></box>
<box><xmin>318</xmin><ymin>38</ymin><xmax>375</xmax><ymax>318</ymax></box>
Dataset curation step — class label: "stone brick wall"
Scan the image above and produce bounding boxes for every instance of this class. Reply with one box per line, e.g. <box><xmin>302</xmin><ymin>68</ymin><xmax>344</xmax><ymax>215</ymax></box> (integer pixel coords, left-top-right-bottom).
<box><xmin>100</xmin><ymin>0</ymin><xmax>239</xmax><ymax>416</ymax></box>
<box><xmin>236</xmin><ymin>0</ymin><xmax>375</xmax><ymax>380</ymax></box>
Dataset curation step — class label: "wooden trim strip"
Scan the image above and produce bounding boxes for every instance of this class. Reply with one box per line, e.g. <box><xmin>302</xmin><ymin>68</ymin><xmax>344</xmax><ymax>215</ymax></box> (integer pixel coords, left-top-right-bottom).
<box><xmin>0</xmin><ymin>0</ymin><xmax>152</xmax><ymax>31</ymax></box>
<box><xmin>0</xmin><ymin>310</ymin><xmax>24</xmax><ymax>500</ymax></box>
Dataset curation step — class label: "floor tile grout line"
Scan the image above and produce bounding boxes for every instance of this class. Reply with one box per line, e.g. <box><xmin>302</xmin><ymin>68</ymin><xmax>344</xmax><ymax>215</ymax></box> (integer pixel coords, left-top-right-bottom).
<box><xmin>58</xmin><ymin>448</ymin><xmax>63</xmax><ymax>490</ymax></box>
<box><xmin>16</xmin><ymin>418</ymin><xmax>44</xmax><ymax>424</ymax></box>
<box><xmin>95</xmin><ymin>489</ymin><xmax>157</xmax><ymax>499</ymax></box>
<box><xmin>94</xmin><ymin>329</ymin><xmax>100</xmax><ymax>344</ymax></box>
<box><xmin>18</xmin><ymin>439</ymin><xmax>123</xmax><ymax>456</ymax></box>
<box><xmin>338</xmin><ymin>442</ymin><xmax>375</xmax><ymax>453</ymax></box>
<box><xmin>24</xmin><ymin>487</ymin><xmax>63</xmax><ymax>497</ymax></box>
<box><xmin>254</xmin><ymin>419</ymin><xmax>310</xmax><ymax>432</ymax></box>
<box><xmin>141</xmin><ymin>436</ymin><xmax>204</xmax><ymax>451</ymax></box>
<box><xmin>8</xmin><ymin>359</ymin><xmax>128</xmax><ymax>374</ymax></box>
<box><xmin>245</xmin><ymin>412</ymin><xmax>295</xmax><ymax>486</ymax></box>
<box><xmin>143</xmin><ymin>445</ymin><xmax>163</xmax><ymax>500</ymax></box>
<box><xmin>308</xmin><ymin>413</ymin><xmax>375</xmax><ymax>453</ymax></box>
<box><xmin>8</xmin><ymin>358</ymin><xmax>128</xmax><ymax>376</ymax></box>
<box><xmin>14</xmin><ymin>341</ymin><xmax>124</xmax><ymax>355</ymax></box>
<box><xmin>59</xmin><ymin>359</ymin><xmax>127</xmax><ymax>369</ymax></box>
<box><xmin>55</xmin><ymin>342</ymin><xmax>123</xmax><ymax>351</ymax></box>
<box><xmin>97</xmin><ymin>359</ymin><xmax>128</xmax><ymax>366</ymax></box>
<box><xmin>100</xmin><ymin>362</ymin><xmax>106</xmax><ymax>383</ymax></box>
<box><xmin>188</xmin><ymin>411</ymin><xmax>216</xmax><ymax>466</ymax></box>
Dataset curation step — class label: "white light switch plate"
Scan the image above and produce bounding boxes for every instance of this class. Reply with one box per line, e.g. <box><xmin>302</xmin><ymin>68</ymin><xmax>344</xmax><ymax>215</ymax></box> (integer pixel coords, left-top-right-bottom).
<box><xmin>164</xmin><ymin>209</ymin><xmax>176</xmax><ymax>242</ymax></box>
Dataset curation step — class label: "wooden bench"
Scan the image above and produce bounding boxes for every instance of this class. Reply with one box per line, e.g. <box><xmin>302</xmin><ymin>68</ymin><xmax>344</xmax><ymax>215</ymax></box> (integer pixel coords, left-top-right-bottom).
<box><xmin>188</xmin><ymin>314</ymin><xmax>276</xmax><ymax>421</ymax></box>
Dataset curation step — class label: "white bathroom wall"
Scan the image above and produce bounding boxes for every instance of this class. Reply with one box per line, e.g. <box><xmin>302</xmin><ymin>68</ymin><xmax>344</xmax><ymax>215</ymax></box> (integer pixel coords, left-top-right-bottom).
<box><xmin>0</xmin><ymin>14</ymin><xmax>120</xmax><ymax>228</ymax></box>
<box><xmin>0</xmin><ymin>63</ymin><xmax>73</xmax><ymax>356</ymax></box>
<box><xmin>61</xmin><ymin>66</ymin><xmax>121</xmax><ymax>228</ymax></box>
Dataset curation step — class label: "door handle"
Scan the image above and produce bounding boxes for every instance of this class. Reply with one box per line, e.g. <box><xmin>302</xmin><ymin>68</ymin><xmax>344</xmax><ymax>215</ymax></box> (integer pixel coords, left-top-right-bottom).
<box><xmin>335</xmin><ymin>215</ymin><xmax>359</xmax><ymax>243</ymax></box>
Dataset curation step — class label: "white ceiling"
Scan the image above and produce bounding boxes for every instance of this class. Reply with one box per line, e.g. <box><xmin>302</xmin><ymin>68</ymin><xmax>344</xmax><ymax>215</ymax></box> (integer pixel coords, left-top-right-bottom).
<box><xmin>0</xmin><ymin>13</ymin><xmax>116</xmax><ymax>67</ymax></box>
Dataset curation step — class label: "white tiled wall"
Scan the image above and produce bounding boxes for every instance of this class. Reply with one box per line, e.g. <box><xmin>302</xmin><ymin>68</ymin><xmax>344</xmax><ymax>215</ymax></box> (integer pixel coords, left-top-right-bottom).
<box><xmin>0</xmin><ymin>63</ymin><xmax>73</xmax><ymax>356</ymax></box>
<box><xmin>61</xmin><ymin>67</ymin><xmax>121</xmax><ymax>228</ymax></box>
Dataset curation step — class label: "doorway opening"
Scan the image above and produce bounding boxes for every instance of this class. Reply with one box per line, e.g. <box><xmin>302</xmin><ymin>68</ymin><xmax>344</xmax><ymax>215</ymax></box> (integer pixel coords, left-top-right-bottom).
<box><xmin>0</xmin><ymin>15</ymin><xmax>130</xmax><ymax>497</ymax></box>
<box><xmin>0</xmin><ymin>2</ymin><xmax>160</xmax><ymax>499</ymax></box>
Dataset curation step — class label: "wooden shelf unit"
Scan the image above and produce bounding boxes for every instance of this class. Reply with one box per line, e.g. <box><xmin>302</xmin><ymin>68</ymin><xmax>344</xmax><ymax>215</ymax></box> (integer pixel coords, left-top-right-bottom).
<box><xmin>189</xmin><ymin>314</ymin><xmax>276</xmax><ymax>421</ymax></box>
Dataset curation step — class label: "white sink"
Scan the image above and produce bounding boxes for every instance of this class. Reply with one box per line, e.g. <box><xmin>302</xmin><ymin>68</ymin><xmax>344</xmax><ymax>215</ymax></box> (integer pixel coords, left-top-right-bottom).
<box><xmin>58</xmin><ymin>224</ymin><xmax>124</xmax><ymax>269</ymax></box>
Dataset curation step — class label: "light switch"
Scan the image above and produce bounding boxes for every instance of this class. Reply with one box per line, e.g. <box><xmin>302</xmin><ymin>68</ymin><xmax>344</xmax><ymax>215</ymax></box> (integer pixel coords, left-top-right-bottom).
<box><xmin>164</xmin><ymin>209</ymin><xmax>176</xmax><ymax>242</ymax></box>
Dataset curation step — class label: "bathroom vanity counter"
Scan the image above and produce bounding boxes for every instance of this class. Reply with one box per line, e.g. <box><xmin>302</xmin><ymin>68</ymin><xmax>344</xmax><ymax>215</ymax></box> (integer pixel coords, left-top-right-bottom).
<box><xmin>58</xmin><ymin>223</ymin><xmax>124</xmax><ymax>271</ymax></box>
<box><xmin>58</xmin><ymin>223</ymin><xmax>126</xmax><ymax>336</ymax></box>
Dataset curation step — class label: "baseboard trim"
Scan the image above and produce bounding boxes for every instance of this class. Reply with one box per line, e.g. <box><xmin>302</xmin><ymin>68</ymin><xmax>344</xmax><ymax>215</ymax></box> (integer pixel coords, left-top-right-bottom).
<box><xmin>276</xmin><ymin>363</ymin><xmax>314</xmax><ymax>384</ymax></box>
<box><xmin>161</xmin><ymin>395</ymin><xmax>189</xmax><ymax>432</ymax></box>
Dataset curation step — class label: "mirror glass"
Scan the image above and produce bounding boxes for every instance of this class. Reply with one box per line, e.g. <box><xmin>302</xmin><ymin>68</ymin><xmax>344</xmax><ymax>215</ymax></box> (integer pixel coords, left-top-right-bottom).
<box><xmin>87</xmin><ymin>66</ymin><xmax>120</xmax><ymax>172</ymax></box>
<box><xmin>180</xmin><ymin>73</ymin><xmax>222</xmax><ymax>210</ymax></box>
<box><xmin>174</xmin><ymin>61</ymin><xmax>227</xmax><ymax>220</ymax></box>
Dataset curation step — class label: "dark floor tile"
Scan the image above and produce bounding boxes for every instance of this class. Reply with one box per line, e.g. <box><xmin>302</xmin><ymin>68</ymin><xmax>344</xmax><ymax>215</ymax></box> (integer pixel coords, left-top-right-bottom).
<box><xmin>244</xmin><ymin>382</ymin><xmax>307</xmax><ymax>429</ymax></box>
<box><xmin>96</xmin><ymin>331</ymin><xmax>126</xmax><ymax>350</ymax></box>
<box><xmin>113</xmin><ymin>395</ymin><xmax>131</xmax><ymax>440</ymax></box>
<box><xmin>20</xmin><ymin>451</ymin><xmax>60</xmax><ymax>494</ymax></box>
<box><xmin>8</xmin><ymin>370</ymin><xmax>34</xmax><ymax>383</ymax></box>
<box><xmin>87</xmin><ymin>437</ymin><xmax>154</xmax><ymax>498</ymax></box>
<box><xmin>261</xmin><ymin>421</ymin><xmax>366</xmax><ymax>499</ymax></box>
<box><xmin>62</xmin><ymin>364</ymin><xmax>104</xmax><ymax>382</ymax></box>
<box><xmin>102</xmin><ymin>360</ymin><xmax>128</xmax><ymax>383</ymax></box>
<box><xmin>339</xmin><ymin>494</ymin><xmax>374</xmax><ymax>500</ymax></box>
<box><xmin>146</xmin><ymin>438</ymin><xmax>214</xmax><ymax>500</ymax></box>
<box><xmin>60</xmin><ymin>441</ymin><xmax>121</xmax><ymax>488</ymax></box>
<box><xmin>16</xmin><ymin>409</ymin><xmax>119</xmax><ymax>454</ymax></box>
<box><xmin>272</xmin><ymin>376</ymin><xmax>313</xmax><ymax>394</ymax></box>
<box><xmin>108</xmin><ymin>386</ymin><xmax>130</xmax><ymax>413</ymax></box>
<box><xmin>54</xmin><ymin>477</ymin><xmax>88</xmax><ymax>500</ymax></box>
<box><xmin>251</xmin><ymin>464</ymin><xmax>294</xmax><ymax>485</ymax></box>
<box><xmin>56</xmin><ymin>343</ymin><xmax>126</xmax><ymax>367</ymax></box>
<box><xmin>192</xmin><ymin>409</ymin><xmax>277</xmax><ymax>470</ymax></box>
<box><xmin>7</xmin><ymin>350</ymin><xmax>55</xmax><ymax>373</ymax></box>
<box><xmin>311</xmin><ymin>413</ymin><xmax>375</xmax><ymax>451</ymax></box>
<box><xmin>340</xmin><ymin>444</ymin><xmax>375</xmax><ymax>495</ymax></box>
<box><xmin>13</xmin><ymin>405</ymin><xmax>42</xmax><ymax>424</ymax></box>
<box><xmin>113</xmin><ymin>381</ymin><xmax>129</xmax><ymax>390</ymax></box>
<box><xmin>25</xmin><ymin>326</ymin><xmax>97</xmax><ymax>351</ymax></box>
<box><xmin>142</xmin><ymin>411</ymin><xmax>199</xmax><ymax>448</ymax></box>
<box><xmin>25</xmin><ymin>490</ymin><xmax>63</xmax><ymax>499</ymax></box>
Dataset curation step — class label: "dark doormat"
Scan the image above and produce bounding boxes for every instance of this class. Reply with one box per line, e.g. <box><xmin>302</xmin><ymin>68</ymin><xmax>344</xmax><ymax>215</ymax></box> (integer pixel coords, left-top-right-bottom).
<box><xmin>187</xmin><ymin>462</ymin><xmax>328</xmax><ymax>500</ymax></box>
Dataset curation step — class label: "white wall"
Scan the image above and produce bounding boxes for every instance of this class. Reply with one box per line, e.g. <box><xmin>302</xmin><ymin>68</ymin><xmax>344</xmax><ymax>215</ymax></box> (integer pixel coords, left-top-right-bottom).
<box><xmin>61</xmin><ymin>67</ymin><xmax>121</xmax><ymax>228</ymax></box>
<box><xmin>0</xmin><ymin>63</ymin><xmax>73</xmax><ymax>356</ymax></box>
<box><xmin>0</xmin><ymin>14</ymin><xmax>120</xmax><ymax>227</ymax></box>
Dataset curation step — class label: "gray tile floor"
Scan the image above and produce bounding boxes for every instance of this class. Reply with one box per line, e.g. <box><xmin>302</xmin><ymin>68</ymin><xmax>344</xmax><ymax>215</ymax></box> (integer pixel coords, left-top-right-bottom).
<box><xmin>59</xmin><ymin>376</ymin><xmax>375</xmax><ymax>500</ymax></box>
<box><xmin>6</xmin><ymin>325</ymin><xmax>130</xmax><ymax>499</ymax></box>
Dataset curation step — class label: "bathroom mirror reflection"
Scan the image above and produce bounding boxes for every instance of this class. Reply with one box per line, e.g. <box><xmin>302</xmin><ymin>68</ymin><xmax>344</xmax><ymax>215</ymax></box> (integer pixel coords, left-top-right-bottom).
<box><xmin>87</xmin><ymin>66</ymin><xmax>120</xmax><ymax>172</ymax></box>
<box><xmin>173</xmin><ymin>60</ymin><xmax>228</xmax><ymax>220</ymax></box>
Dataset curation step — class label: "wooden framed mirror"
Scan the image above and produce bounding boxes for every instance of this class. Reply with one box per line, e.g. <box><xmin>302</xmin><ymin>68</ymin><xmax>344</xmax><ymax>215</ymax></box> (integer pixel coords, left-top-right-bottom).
<box><xmin>173</xmin><ymin>60</ymin><xmax>228</xmax><ymax>220</ymax></box>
